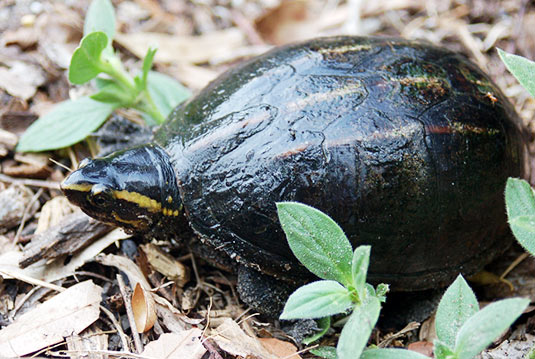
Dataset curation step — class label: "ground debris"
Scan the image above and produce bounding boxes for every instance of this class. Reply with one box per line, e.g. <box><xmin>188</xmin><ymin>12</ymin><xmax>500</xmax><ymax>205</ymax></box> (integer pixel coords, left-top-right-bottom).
<box><xmin>19</xmin><ymin>211</ymin><xmax>113</xmax><ymax>268</ymax></box>
<box><xmin>0</xmin><ymin>280</ymin><xmax>102</xmax><ymax>357</ymax></box>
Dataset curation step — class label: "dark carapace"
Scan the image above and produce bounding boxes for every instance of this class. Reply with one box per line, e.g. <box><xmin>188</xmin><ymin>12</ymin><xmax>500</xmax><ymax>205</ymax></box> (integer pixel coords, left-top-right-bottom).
<box><xmin>62</xmin><ymin>36</ymin><xmax>525</xmax><ymax>312</ymax></box>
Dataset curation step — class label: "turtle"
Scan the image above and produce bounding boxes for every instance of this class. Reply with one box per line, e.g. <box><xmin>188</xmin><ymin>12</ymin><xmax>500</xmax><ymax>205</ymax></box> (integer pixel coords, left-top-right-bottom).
<box><xmin>60</xmin><ymin>36</ymin><xmax>525</xmax><ymax>316</ymax></box>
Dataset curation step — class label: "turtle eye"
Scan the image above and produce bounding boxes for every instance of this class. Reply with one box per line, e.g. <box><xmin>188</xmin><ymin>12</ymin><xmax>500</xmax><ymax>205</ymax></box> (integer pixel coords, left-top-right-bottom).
<box><xmin>88</xmin><ymin>184</ymin><xmax>113</xmax><ymax>208</ymax></box>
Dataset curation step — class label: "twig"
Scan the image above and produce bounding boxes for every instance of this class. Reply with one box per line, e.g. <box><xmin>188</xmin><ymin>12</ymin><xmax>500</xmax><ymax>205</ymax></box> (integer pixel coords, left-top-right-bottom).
<box><xmin>0</xmin><ymin>173</ymin><xmax>61</xmax><ymax>190</ymax></box>
<box><xmin>100</xmin><ymin>305</ymin><xmax>131</xmax><ymax>351</ymax></box>
<box><xmin>203</xmin><ymin>338</ymin><xmax>224</xmax><ymax>359</ymax></box>
<box><xmin>117</xmin><ymin>274</ymin><xmax>144</xmax><ymax>354</ymax></box>
<box><xmin>14</xmin><ymin>187</ymin><xmax>44</xmax><ymax>243</ymax></box>
<box><xmin>0</xmin><ymin>268</ymin><xmax>64</xmax><ymax>292</ymax></box>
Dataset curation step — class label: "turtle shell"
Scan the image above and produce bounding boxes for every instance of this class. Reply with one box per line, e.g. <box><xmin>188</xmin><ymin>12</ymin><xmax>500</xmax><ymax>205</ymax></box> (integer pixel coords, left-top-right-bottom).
<box><xmin>154</xmin><ymin>36</ymin><xmax>524</xmax><ymax>290</ymax></box>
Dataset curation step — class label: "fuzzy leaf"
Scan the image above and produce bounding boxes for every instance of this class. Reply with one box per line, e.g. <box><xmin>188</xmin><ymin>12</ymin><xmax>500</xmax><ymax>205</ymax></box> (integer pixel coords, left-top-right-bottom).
<box><xmin>352</xmin><ymin>245</ymin><xmax>370</xmax><ymax>296</ymax></box>
<box><xmin>498</xmin><ymin>48</ymin><xmax>535</xmax><ymax>98</ymax></box>
<box><xmin>90</xmin><ymin>82</ymin><xmax>134</xmax><ymax>105</ymax></box>
<box><xmin>433</xmin><ymin>340</ymin><xmax>456</xmax><ymax>359</ymax></box>
<box><xmin>337</xmin><ymin>296</ymin><xmax>381</xmax><ymax>359</ymax></box>
<box><xmin>454</xmin><ymin>298</ymin><xmax>529</xmax><ymax>359</ymax></box>
<box><xmin>310</xmin><ymin>346</ymin><xmax>337</xmax><ymax>359</ymax></box>
<box><xmin>84</xmin><ymin>0</ymin><xmax>116</xmax><ymax>40</ymax></box>
<box><xmin>17</xmin><ymin>97</ymin><xmax>115</xmax><ymax>152</ymax></box>
<box><xmin>279</xmin><ymin>281</ymin><xmax>352</xmax><ymax>320</ymax></box>
<box><xmin>276</xmin><ymin>202</ymin><xmax>353</xmax><ymax>285</ymax></box>
<box><xmin>140</xmin><ymin>48</ymin><xmax>158</xmax><ymax>90</ymax></box>
<box><xmin>506</xmin><ymin>178</ymin><xmax>535</xmax><ymax>255</ymax></box>
<box><xmin>435</xmin><ymin>275</ymin><xmax>479</xmax><ymax>348</ymax></box>
<box><xmin>69</xmin><ymin>32</ymin><xmax>108</xmax><ymax>84</ymax></box>
<box><xmin>361</xmin><ymin>348</ymin><xmax>431</xmax><ymax>359</ymax></box>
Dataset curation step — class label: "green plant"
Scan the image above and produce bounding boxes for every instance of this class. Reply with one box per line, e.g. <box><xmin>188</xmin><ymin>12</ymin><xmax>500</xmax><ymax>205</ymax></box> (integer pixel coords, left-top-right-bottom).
<box><xmin>17</xmin><ymin>0</ymin><xmax>190</xmax><ymax>152</ymax></box>
<box><xmin>498</xmin><ymin>48</ymin><xmax>535</xmax><ymax>98</ymax></box>
<box><xmin>505</xmin><ymin>177</ymin><xmax>535</xmax><ymax>254</ymax></box>
<box><xmin>276</xmin><ymin>202</ymin><xmax>389</xmax><ymax>359</ymax></box>
<box><xmin>499</xmin><ymin>48</ymin><xmax>535</xmax><ymax>256</ymax></box>
<box><xmin>360</xmin><ymin>275</ymin><xmax>527</xmax><ymax>359</ymax></box>
<box><xmin>277</xmin><ymin>203</ymin><xmax>529</xmax><ymax>359</ymax></box>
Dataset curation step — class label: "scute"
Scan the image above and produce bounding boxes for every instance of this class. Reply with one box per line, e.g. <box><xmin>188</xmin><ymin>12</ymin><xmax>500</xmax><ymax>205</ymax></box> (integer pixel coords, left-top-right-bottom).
<box><xmin>154</xmin><ymin>36</ymin><xmax>524</xmax><ymax>290</ymax></box>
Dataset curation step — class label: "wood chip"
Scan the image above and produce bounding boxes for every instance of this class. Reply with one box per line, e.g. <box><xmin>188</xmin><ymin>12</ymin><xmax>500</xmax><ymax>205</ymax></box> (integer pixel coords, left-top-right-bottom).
<box><xmin>3</xmin><ymin>152</ymin><xmax>52</xmax><ymax>179</ymax></box>
<box><xmin>19</xmin><ymin>211</ymin><xmax>114</xmax><ymax>268</ymax></box>
<box><xmin>0</xmin><ymin>280</ymin><xmax>102</xmax><ymax>357</ymax></box>
<box><xmin>0</xmin><ymin>62</ymin><xmax>46</xmax><ymax>100</ymax></box>
<box><xmin>0</xmin><ymin>184</ymin><xmax>39</xmax><ymax>232</ymax></box>
<box><xmin>141</xmin><ymin>243</ymin><xmax>190</xmax><ymax>287</ymax></box>
<box><xmin>35</xmin><ymin>196</ymin><xmax>78</xmax><ymax>234</ymax></box>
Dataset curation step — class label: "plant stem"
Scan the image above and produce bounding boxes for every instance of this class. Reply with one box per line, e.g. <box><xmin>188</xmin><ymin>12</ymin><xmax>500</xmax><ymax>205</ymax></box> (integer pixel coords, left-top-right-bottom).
<box><xmin>99</xmin><ymin>52</ymin><xmax>165</xmax><ymax>124</ymax></box>
<box><xmin>133</xmin><ymin>91</ymin><xmax>165</xmax><ymax>124</ymax></box>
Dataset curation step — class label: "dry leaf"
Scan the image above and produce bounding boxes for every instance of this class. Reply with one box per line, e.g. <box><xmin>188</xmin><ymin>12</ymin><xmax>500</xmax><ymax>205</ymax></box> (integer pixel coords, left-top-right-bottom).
<box><xmin>407</xmin><ymin>341</ymin><xmax>434</xmax><ymax>357</ymax></box>
<box><xmin>141</xmin><ymin>243</ymin><xmax>189</xmax><ymax>287</ymax></box>
<box><xmin>142</xmin><ymin>329</ymin><xmax>206</xmax><ymax>359</ymax></box>
<box><xmin>115</xmin><ymin>28</ymin><xmax>246</xmax><ymax>64</ymax></box>
<box><xmin>0</xmin><ymin>228</ymin><xmax>129</xmax><ymax>284</ymax></box>
<box><xmin>259</xmin><ymin>337</ymin><xmax>301</xmax><ymax>359</ymax></box>
<box><xmin>211</xmin><ymin>318</ymin><xmax>276</xmax><ymax>359</ymax></box>
<box><xmin>0</xmin><ymin>280</ymin><xmax>102</xmax><ymax>357</ymax></box>
<box><xmin>132</xmin><ymin>283</ymin><xmax>157</xmax><ymax>333</ymax></box>
<box><xmin>96</xmin><ymin>253</ymin><xmax>151</xmax><ymax>290</ymax></box>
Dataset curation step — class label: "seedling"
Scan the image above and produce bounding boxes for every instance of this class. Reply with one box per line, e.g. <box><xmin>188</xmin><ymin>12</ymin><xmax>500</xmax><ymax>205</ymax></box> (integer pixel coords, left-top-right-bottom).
<box><xmin>17</xmin><ymin>0</ymin><xmax>190</xmax><ymax>152</ymax></box>
<box><xmin>276</xmin><ymin>202</ymin><xmax>389</xmax><ymax>359</ymax></box>
<box><xmin>277</xmin><ymin>203</ymin><xmax>529</xmax><ymax>359</ymax></box>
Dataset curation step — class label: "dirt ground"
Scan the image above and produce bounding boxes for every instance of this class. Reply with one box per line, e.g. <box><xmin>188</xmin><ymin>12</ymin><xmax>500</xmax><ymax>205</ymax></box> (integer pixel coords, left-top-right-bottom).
<box><xmin>1</xmin><ymin>0</ymin><xmax>535</xmax><ymax>358</ymax></box>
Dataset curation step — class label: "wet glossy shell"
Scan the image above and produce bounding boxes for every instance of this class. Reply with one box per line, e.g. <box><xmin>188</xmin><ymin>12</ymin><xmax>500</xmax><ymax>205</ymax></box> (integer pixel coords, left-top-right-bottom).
<box><xmin>154</xmin><ymin>36</ymin><xmax>524</xmax><ymax>290</ymax></box>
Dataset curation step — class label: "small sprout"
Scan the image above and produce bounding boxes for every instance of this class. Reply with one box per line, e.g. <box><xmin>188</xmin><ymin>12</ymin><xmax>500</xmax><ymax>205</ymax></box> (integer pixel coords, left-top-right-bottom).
<box><xmin>17</xmin><ymin>0</ymin><xmax>190</xmax><ymax>152</ymax></box>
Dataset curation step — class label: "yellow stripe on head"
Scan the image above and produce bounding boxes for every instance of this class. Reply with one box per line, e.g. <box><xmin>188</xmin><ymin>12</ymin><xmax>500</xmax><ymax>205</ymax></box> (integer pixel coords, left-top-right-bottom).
<box><xmin>61</xmin><ymin>183</ymin><xmax>93</xmax><ymax>192</ymax></box>
<box><xmin>114</xmin><ymin>190</ymin><xmax>162</xmax><ymax>213</ymax></box>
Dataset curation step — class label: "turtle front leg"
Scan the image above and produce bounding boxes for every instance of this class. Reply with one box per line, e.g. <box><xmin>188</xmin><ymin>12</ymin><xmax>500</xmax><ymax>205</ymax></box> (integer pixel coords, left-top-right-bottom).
<box><xmin>237</xmin><ymin>265</ymin><xmax>298</xmax><ymax>318</ymax></box>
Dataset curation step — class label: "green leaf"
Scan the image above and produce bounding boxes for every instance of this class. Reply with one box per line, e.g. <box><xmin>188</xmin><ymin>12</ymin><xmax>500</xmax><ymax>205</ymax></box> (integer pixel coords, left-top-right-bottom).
<box><xmin>435</xmin><ymin>275</ymin><xmax>479</xmax><ymax>348</ymax></box>
<box><xmin>146</xmin><ymin>71</ymin><xmax>190</xmax><ymax>118</ymax></box>
<box><xmin>141</xmin><ymin>48</ymin><xmax>158</xmax><ymax>90</ymax></box>
<box><xmin>276</xmin><ymin>202</ymin><xmax>353</xmax><ymax>285</ymax></box>
<box><xmin>84</xmin><ymin>0</ymin><xmax>116</xmax><ymax>40</ymax></box>
<box><xmin>17</xmin><ymin>97</ymin><xmax>115</xmax><ymax>152</ymax></box>
<box><xmin>433</xmin><ymin>340</ymin><xmax>457</xmax><ymax>359</ymax></box>
<box><xmin>454</xmin><ymin>297</ymin><xmax>529</xmax><ymax>359</ymax></box>
<box><xmin>279</xmin><ymin>280</ymin><xmax>353</xmax><ymax>320</ymax></box>
<box><xmin>352</xmin><ymin>245</ymin><xmax>370</xmax><ymax>296</ymax></box>
<box><xmin>337</xmin><ymin>296</ymin><xmax>381</xmax><ymax>359</ymax></box>
<box><xmin>94</xmin><ymin>77</ymin><xmax>115</xmax><ymax>89</ymax></box>
<box><xmin>90</xmin><ymin>82</ymin><xmax>135</xmax><ymax>105</ymax></box>
<box><xmin>302</xmin><ymin>316</ymin><xmax>330</xmax><ymax>345</ymax></box>
<box><xmin>506</xmin><ymin>178</ymin><xmax>535</xmax><ymax>254</ymax></box>
<box><xmin>310</xmin><ymin>346</ymin><xmax>337</xmax><ymax>359</ymax></box>
<box><xmin>69</xmin><ymin>32</ymin><xmax>109</xmax><ymax>84</ymax></box>
<box><xmin>498</xmin><ymin>48</ymin><xmax>535</xmax><ymax>98</ymax></box>
<box><xmin>375</xmin><ymin>283</ymin><xmax>389</xmax><ymax>302</ymax></box>
<box><xmin>361</xmin><ymin>348</ymin><xmax>431</xmax><ymax>359</ymax></box>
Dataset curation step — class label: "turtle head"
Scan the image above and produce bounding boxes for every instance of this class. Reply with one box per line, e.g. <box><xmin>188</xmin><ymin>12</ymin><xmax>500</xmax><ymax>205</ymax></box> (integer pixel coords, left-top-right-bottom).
<box><xmin>61</xmin><ymin>144</ymin><xmax>183</xmax><ymax>233</ymax></box>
